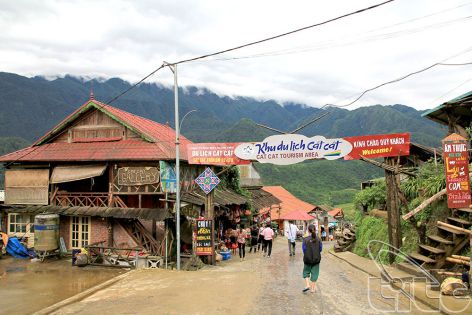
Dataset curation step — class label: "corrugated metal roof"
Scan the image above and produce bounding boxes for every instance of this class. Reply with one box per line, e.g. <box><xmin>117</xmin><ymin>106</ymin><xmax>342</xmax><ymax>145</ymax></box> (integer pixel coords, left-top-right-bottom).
<box><xmin>245</xmin><ymin>186</ymin><xmax>281</xmax><ymax>209</ymax></box>
<box><xmin>178</xmin><ymin>188</ymin><xmax>249</xmax><ymax>207</ymax></box>
<box><xmin>1</xmin><ymin>205</ymin><xmax>172</xmax><ymax>221</ymax></box>
<box><xmin>0</xmin><ymin>140</ymin><xmax>185</xmax><ymax>162</ymax></box>
<box><xmin>0</xmin><ymin>99</ymin><xmax>192</xmax><ymax>162</ymax></box>
<box><xmin>261</xmin><ymin>186</ymin><xmax>316</xmax><ymax>220</ymax></box>
<box><xmin>422</xmin><ymin>90</ymin><xmax>472</xmax><ymax>126</ymax></box>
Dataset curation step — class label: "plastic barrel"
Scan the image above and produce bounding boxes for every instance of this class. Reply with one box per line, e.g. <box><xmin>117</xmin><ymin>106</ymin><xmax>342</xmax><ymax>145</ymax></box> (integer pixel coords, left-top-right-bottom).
<box><xmin>34</xmin><ymin>214</ymin><xmax>60</xmax><ymax>251</ymax></box>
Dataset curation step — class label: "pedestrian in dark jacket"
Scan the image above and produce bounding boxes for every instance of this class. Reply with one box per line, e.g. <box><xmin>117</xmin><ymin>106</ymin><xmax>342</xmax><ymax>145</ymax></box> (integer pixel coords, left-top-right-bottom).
<box><xmin>302</xmin><ymin>224</ymin><xmax>322</xmax><ymax>293</ymax></box>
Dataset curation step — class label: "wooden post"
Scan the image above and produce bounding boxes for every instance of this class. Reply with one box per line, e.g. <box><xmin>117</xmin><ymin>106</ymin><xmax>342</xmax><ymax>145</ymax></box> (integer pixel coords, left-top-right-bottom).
<box><xmin>385</xmin><ymin>157</ymin><xmax>402</xmax><ymax>263</ymax></box>
<box><xmin>107</xmin><ymin>218</ymin><xmax>114</xmax><ymax>247</ymax></box>
<box><xmin>205</xmin><ymin>189</ymin><xmax>215</xmax><ymax>265</ymax></box>
<box><xmin>470</xmin><ymin>234</ymin><xmax>472</xmax><ymax>286</ymax></box>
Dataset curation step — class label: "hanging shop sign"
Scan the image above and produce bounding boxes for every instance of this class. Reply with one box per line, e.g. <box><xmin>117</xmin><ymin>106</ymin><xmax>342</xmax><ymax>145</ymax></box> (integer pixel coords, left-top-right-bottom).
<box><xmin>195</xmin><ymin>167</ymin><xmax>220</xmax><ymax>194</ymax></box>
<box><xmin>234</xmin><ymin>134</ymin><xmax>352</xmax><ymax>165</ymax></box>
<box><xmin>343</xmin><ymin>133</ymin><xmax>410</xmax><ymax>160</ymax></box>
<box><xmin>117</xmin><ymin>167</ymin><xmax>159</xmax><ymax>186</ymax></box>
<box><xmin>159</xmin><ymin>161</ymin><xmax>177</xmax><ymax>193</ymax></box>
<box><xmin>187</xmin><ymin>143</ymin><xmax>250</xmax><ymax>165</ymax></box>
<box><xmin>195</xmin><ymin>219</ymin><xmax>213</xmax><ymax>256</ymax></box>
<box><xmin>442</xmin><ymin>133</ymin><xmax>471</xmax><ymax>209</ymax></box>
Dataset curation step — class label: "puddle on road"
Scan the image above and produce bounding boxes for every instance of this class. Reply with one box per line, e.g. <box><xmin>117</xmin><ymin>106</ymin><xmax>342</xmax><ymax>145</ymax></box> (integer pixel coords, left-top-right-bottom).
<box><xmin>0</xmin><ymin>256</ymin><xmax>126</xmax><ymax>315</ymax></box>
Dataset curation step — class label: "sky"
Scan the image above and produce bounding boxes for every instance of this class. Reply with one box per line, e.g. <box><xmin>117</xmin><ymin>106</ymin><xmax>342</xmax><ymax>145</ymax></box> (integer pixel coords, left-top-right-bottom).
<box><xmin>1</xmin><ymin>0</ymin><xmax>472</xmax><ymax>110</ymax></box>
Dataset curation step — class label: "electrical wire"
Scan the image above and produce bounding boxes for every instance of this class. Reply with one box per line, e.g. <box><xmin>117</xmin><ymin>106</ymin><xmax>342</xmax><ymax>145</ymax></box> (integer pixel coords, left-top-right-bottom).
<box><xmin>195</xmin><ymin>14</ymin><xmax>472</xmax><ymax>63</ymax></box>
<box><xmin>324</xmin><ymin>61</ymin><xmax>472</xmax><ymax>110</ymax></box>
<box><xmin>104</xmin><ymin>0</ymin><xmax>395</xmax><ymax>106</ymax></box>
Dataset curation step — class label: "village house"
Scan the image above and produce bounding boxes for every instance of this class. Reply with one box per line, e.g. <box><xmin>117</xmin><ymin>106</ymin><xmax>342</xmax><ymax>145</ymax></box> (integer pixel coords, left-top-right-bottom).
<box><xmin>0</xmin><ymin>97</ymin><xmax>279</xmax><ymax>266</ymax></box>
<box><xmin>0</xmin><ymin>97</ymin><xmax>209</xmax><ymax>259</ymax></box>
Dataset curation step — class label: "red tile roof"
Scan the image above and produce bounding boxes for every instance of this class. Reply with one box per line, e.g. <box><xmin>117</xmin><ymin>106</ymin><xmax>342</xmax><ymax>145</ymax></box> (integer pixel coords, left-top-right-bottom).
<box><xmin>0</xmin><ymin>100</ymin><xmax>192</xmax><ymax>162</ymax></box>
<box><xmin>261</xmin><ymin>186</ymin><xmax>316</xmax><ymax>221</ymax></box>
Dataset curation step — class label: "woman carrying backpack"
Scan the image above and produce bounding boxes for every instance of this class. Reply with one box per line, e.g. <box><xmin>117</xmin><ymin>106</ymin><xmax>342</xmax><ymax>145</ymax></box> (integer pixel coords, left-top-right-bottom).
<box><xmin>302</xmin><ymin>224</ymin><xmax>322</xmax><ymax>293</ymax></box>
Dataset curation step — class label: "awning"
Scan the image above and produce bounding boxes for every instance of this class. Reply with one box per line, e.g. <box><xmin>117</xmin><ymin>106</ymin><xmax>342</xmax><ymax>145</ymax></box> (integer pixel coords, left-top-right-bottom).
<box><xmin>1</xmin><ymin>204</ymin><xmax>172</xmax><ymax>221</ymax></box>
<box><xmin>177</xmin><ymin>188</ymin><xmax>249</xmax><ymax>207</ymax></box>
<box><xmin>50</xmin><ymin>165</ymin><xmax>107</xmax><ymax>184</ymax></box>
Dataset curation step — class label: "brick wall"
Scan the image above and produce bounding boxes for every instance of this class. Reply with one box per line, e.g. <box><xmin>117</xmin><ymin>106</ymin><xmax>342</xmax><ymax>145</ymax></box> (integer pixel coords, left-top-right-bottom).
<box><xmin>59</xmin><ymin>216</ymin><xmax>70</xmax><ymax>249</ymax></box>
<box><xmin>113</xmin><ymin>222</ymin><xmax>138</xmax><ymax>248</ymax></box>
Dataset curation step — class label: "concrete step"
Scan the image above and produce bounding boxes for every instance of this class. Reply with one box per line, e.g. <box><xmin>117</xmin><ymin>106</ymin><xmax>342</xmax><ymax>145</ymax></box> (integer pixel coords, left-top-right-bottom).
<box><xmin>428</xmin><ymin>234</ymin><xmax>454</xmax><ymax>245</ymax></box>
<box><xmin>396</xmin><ymin>262</ymin><xmax>427</xmax><ymax>279</ymax></box>
<box><xmin>409</xmin><ymin>252</ymin><xmax>436</xmax><ymax>264</ymax></box>
<box><xmin>447</xmin><ymin>216</ymin><xmax>472</xmax><ymax>225</ymax></box>
<box><xmin>418</xmin><ymin>244</ymin><xmax>445</xmax><ymax>255</ymax></box>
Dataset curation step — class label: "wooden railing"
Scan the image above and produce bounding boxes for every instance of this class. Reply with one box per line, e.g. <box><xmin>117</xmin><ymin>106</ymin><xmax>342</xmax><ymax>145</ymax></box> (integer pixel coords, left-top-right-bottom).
<box><xmin>54</xmin><ymin>192</ymin><xmax>109</xmax><ymax>207</ymax></box>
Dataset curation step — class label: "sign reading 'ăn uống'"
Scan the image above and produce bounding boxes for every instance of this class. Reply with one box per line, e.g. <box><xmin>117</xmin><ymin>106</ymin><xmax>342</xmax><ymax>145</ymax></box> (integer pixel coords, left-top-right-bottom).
<box><xmin>195</xmin><ymin>219</ymin><xmax>213</xmax><ymax>256</ymax></box>
<box><xmin>443</xmin><ymin>133</ymin><xmax>471</xmax><ymax>209</ymax></box>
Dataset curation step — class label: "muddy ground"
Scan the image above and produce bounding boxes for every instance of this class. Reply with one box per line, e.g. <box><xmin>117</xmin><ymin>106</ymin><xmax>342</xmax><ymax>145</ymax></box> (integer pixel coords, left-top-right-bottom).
<box><xmin>0</xmin><ymin>256</ymin><xmax>125</xmax><ymax>314</ymax></box>
<box><xmin>48</xmin><ymin>239</ymin><xmax>434</xmax><ymax>315</ymax></box>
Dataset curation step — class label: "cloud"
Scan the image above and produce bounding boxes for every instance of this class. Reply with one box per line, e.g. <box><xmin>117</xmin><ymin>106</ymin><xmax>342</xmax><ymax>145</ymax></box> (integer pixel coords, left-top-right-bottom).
<box><xmin>1</xmin><ymin>0</ymin><xmax>472</xmax><ymax>110</ymax></box>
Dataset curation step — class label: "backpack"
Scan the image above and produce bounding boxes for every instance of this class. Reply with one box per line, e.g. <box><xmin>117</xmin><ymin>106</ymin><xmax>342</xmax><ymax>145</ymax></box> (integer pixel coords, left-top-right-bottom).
<box><xmin>303</xmin><ymin>235</ymin><xmax>321</xmax><ymax>265</ymax></box>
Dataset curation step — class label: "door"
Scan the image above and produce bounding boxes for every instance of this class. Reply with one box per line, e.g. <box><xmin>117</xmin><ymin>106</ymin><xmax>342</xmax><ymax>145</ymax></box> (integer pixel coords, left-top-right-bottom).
<box><xmin>70</xmin><ymin>216</ymin><xmax>91</xmax><ymax>248</ymax></box>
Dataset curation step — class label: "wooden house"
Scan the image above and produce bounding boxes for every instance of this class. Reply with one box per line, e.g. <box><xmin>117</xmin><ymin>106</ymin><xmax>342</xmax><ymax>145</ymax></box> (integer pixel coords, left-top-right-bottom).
<box><xmin>0</xmin><ymin>98</ymin><xmax>204</xmax><ymax>255</ymax></box>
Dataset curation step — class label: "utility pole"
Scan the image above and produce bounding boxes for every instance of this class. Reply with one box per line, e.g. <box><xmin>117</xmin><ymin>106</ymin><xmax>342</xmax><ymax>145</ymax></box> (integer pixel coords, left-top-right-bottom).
<box><xmin>384</xmin><ymin>157</ymin><xmax>402</xmax><ymax>263</ymax></box>
<box><xmin>166</xmin><ymin>62</ymin><xmax>181</xmax><ymax>271</ymax></box>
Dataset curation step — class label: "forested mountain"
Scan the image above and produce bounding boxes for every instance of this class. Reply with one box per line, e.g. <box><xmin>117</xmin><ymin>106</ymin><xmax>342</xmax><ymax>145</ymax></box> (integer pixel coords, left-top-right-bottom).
<box><xmin>0</xmin><ymin>72</ymin><xmax>446</xmax><ymax>204</ymax></box>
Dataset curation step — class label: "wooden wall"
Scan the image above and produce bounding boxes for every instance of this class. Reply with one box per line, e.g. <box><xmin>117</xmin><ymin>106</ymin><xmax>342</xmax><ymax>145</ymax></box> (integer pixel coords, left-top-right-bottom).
<box><xmin>53</xmin><ymin>109</ymin><xmax>140</xmax><ymax>143</ymax></box>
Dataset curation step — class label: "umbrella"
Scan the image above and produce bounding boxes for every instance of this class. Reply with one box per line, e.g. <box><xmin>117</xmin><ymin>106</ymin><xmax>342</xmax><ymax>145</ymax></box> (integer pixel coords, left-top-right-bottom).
<box><xmin>280</xmin><ymin>210</ymin><xmax>315</xmax><ymax>221</ymax></box>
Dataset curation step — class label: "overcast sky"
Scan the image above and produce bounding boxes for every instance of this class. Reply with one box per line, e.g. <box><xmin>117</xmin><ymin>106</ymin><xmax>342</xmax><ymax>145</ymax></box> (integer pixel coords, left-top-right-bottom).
<box><xmin>1</xmin><ymin>0</ymin><xmax>472</xmax><ymax>110</ymax></box>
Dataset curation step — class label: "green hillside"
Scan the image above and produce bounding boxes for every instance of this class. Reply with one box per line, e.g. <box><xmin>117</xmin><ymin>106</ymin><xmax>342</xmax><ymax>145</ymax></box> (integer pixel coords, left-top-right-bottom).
<box><xmin>0</xmin><ymin>72</ymin><xmax>447</xmax><ymax>205</ymax></box>
<box><xmin>254</xmin><ymin>159</ymin><xmax>383</xmax><ymax>205</ymax></box>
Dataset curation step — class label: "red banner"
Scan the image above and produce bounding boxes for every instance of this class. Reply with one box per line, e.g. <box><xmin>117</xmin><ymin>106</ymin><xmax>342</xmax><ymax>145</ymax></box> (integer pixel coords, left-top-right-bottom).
<box><xmin>343</xmin><ymin>133</ymin><xmax>410</xmax><ymax>160</ymax></box>
<box><xmin>187</xmin><ymin>143</ymin><xmax>250</xmax><ymax>165</ymax></box>
<box><xmin>443</xmin><ymin>134</ymin><xmax>471</xmax><ymax>208</ymax></box>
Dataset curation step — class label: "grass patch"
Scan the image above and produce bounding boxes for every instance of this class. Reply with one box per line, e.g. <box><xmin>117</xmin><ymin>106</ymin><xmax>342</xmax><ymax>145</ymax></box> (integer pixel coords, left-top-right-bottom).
<box><xmin>352</xmin><ymin>215</ymin><xmax>389</xmax><ymax>264</ymax></box>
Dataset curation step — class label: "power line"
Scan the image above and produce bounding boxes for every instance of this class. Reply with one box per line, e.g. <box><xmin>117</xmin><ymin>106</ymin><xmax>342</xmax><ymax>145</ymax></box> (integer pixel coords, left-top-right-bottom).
<box><xmin>172</xmin><ymin>0</ymin><xmax>395</xmax><ymax>66</ymax></box>
<box><xmin>196</xmin><ymin>14</ymin><xmax>472</xmax><ymax>63</ymax></box>
<box><xmin>106</xmin><ymin>0</ymin><xmax>395</xmax><ymax>105</ymax></box>
<box><xmin>325</xmin><ymin>61</ymin><xmax>472</xmax><ymax>109</ymax></box>
<box><xmin>285</xmin><ymin>59</ymin><xmax>472</xmax><ymax>134</ymax></box>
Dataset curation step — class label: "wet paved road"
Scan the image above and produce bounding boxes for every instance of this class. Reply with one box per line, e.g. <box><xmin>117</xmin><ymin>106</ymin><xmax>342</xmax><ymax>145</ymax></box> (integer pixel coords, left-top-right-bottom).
<box><xmin>53</xmin><ymin>238</ymin><xmax>435</xmax><ymax>315</ymax></box>
<box><xmin>247</xmin><ymin>240</ymin><xmax>433</xmax><ymax>314</ymax></box>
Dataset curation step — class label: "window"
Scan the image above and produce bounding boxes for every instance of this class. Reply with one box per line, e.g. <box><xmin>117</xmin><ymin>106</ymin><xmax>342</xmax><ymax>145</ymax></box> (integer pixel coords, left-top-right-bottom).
<box><xmin>8</xmin><ymin>213</ymin><xmax>34</xmax><ymax>234</ymax></box>
<box><xmin>71</xmin><ymin>216</ymin><xmax>91</xmax><ymax>248</ymax></box>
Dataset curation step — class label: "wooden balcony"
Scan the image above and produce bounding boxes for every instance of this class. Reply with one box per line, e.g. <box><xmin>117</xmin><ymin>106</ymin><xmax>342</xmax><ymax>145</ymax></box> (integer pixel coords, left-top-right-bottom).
<box><xmin>54</xmin><ymin>192</ymin><xmax>110</xmax><ymax>207</ymax></box>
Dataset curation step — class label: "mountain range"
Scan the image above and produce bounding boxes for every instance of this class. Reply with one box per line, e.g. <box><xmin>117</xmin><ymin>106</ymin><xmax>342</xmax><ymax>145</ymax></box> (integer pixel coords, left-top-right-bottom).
<box><xmin>0</xmin><ymin>72</ymin><xmax>447</xmax><ymax>204</ymax></box>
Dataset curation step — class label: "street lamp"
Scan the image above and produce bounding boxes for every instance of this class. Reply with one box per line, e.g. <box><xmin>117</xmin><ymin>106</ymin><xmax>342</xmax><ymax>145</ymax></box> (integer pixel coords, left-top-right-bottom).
<box><xmin>179</xmin><ymin>109</ymin><xmax>197</xmax><ymax>132</ymax></box>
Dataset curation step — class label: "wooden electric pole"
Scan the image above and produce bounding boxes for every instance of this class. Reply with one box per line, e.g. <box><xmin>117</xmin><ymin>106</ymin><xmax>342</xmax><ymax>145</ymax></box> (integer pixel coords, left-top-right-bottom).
<box><xmin>384</xmin><ymin>157</ymin><xmax>402</xmax><ymax>263</ymax></box>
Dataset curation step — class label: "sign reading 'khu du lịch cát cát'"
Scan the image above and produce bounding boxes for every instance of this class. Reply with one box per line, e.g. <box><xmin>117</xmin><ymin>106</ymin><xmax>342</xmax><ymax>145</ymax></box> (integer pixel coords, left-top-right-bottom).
<box><xmin>234</xmin><ymin>134</ymin><xmax>353</xmax><ymax>165</ymax></box>
<box><xmin>443</xmin><ymin>133</ymin><xmax>471</xmax><ymax>208</ymax></box>
<box><xmin>195</xmin><ymin>219</ymin><xmax>213</xmax><ymax>256</ymax></box>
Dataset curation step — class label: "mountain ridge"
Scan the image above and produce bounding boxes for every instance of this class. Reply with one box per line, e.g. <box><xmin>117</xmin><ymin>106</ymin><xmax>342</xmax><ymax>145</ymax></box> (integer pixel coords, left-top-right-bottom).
<box><xmin>0</xmin><ymin>72</ymin><xmax>447</xmax><ymax>204</ymax></box>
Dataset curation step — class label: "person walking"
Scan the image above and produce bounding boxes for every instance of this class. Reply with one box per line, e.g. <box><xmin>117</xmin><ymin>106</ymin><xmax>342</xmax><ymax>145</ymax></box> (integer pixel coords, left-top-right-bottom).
<box><xmin>262</xmin><ymin>224</ymin><xmax>274</xmax><ymax>258</ymax></box>
<box><xmin>286</xmin><ymin>221</ymin><xmax>299</xmax><ymax>256</ymax></box>
<box><xmin>302</xmin><ymin>224</ymin><xmax>322</xmax><ymax>293</ymax></box>
<box><xmin>248</xmin><ymin>224</ymin><xmax>259</xmax><ymax>253</ymax></box>
<box><xmin>237</xmin><ymin>225</ymin><xmax>247</xmax><ymax>261</ymax></box>
<box><xmin>257</xmin><ymin>224</ymin><xmax>265</xmax><ymax>252</ymax></box>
